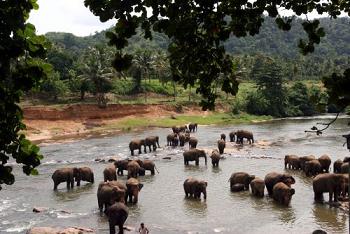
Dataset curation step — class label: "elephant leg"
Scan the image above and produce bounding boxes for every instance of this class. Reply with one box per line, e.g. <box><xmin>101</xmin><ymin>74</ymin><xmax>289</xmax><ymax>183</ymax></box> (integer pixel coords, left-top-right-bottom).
<box><xmin>314</xmin><ymin>192</ymin><xmax>324</xmax><ymax>202</ymax></box>
<box><xmin>184</xmin><ymin>159</ymin><xmax>186</xmax><ymax>165</ymax></box>
<box><xmin>139</xmin><ymin>148</ymin><xmax>142</xmax><ymax>154</ymax></box>
<box><xmin>329</xmin><ymin>191</ymin><xmax>334</xmax><ymax>202</ymax></box>
<box><xmin>77</xmin><ymin>179</ymin><xmax>81</xmax><ymax>186</ymax></box>
<box><xmin>98</xmin><ymin>200</ymin><xmax>104</xmax><ymax>214</ymax></box>
<box><xmin>109</xmin><ymin>221</ymin><xmax>116</xmax><ymax>234</ymax></box>
<box><xmin>54</xmin><ymin>182</ymin><xmax>58</xmax><ymax>190</ymax></box>
<box><xmin>118</xmin><ymin>224</ymin><xmax>124</xmax><ymax>234</ymax></box>
<box><xmin>131</xmin><ymin>150</ymin><xmax>134</xmax><ymax>156</ymax></box>
<box><xmin>151</xmin><ymin>169</ymin><xmax>155</xmax><ymax>175</ymax></box>
<box><xmin>71</xmin><ymin>179</ymin><xmax>74</xmax><ymax>188</ymax></box>
<box><xmin>195</xmin><ymin>160</ymin><xmax>199</xmax><ymax>166</ymax></box>
<box><xmin>128</xmin><ymin>194</ymin><xmax>132</xmax><ymax>203</ymax></box>
<box><xmin>66</xmin><ymin>181</ymin><xmax>70</xmax><ymax>189</ymax></box>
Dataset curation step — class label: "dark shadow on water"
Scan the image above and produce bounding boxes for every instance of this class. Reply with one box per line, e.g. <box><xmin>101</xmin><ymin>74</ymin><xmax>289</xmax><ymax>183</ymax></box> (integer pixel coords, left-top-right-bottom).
<box><xmin>183</xmin><ymin>164</ymin><xmax>208</xmax><ymax>172</ymax></box>
<box><xmin>182</xmin><ymin>197</ymin><xmax>208</xmax><ymax>217</ymax></box>
<box><xmin>53</xmin><ymin>183</ymin><xmax>94</xmax><ymax>201</ymax></box>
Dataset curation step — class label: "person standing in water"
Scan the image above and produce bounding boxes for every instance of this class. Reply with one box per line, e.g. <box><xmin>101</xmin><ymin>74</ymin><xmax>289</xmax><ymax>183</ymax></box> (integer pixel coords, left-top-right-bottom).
<box><xmin>138</xmin><ymin>223</ymin><xmax>149</xmax><ymax>234</ymax></box>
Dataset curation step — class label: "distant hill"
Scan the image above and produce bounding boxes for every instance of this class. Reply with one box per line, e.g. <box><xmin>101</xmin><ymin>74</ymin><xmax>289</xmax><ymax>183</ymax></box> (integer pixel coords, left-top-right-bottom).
<box><xmin>45</xmin><ymin>17</ymin><xmax>350</xmax><ymax>59</ymax></box>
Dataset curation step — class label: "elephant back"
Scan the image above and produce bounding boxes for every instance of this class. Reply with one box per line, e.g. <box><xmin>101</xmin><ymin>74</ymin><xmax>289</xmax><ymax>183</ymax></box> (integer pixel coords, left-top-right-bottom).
<box><xmin>318</xmin><ymin>154</ymin><xmax>331</xmax><ymax>171</ymax></box>
<box><xmin>340</xmin><ymin>162</ymin><xmax>349</xmax><ymax>173</ymax></box>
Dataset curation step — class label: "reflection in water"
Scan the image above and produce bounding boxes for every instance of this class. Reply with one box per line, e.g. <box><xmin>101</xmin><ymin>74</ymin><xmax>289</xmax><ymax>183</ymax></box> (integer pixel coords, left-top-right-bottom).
<box><xmin>272</xmin><ymin>202</ymin><xmax>297</xmax><ymax>225</ymax></box>
<box><xmin>312</xmin><ymin>204</ymin><xmax>348</xmax><ymax>233</ymax></box>
<box><xmin>183</xmin><ymin>198</ymin><xmax>208</xmax><ymax>217</ymax></box>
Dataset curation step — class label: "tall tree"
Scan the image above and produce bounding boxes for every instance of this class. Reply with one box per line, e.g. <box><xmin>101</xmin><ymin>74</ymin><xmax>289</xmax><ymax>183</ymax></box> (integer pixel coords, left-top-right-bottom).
<box><xmin>0</xmin><ymin>0</ymin><xmax>51</xmax><ymax>189</ymax></box>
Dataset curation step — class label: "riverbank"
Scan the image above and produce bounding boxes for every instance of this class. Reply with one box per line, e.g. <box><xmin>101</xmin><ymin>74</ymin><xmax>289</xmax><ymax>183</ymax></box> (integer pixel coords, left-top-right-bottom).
<box><xmin>23</xmin><ymin>103</ymin><xmax>272</xmax><ymax>144</ymax></box>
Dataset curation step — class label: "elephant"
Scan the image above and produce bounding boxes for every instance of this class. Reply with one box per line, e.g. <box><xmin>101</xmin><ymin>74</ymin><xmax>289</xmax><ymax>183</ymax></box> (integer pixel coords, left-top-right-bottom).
<box><xmin>105</xmin><ymin>202</ymin><xmax>128</xmax><ymax>234</ymax></box>
<box><xmin>172</xmin><ymin>126</ymin><xmax>180</xmax><ymax>134</ymax></box>
<box><xmin>127</xmin><ymin>160</ymin><xmax>141</xmax><ymax>179</ymax></box>
<box><xmin>333</xmin><ymin>159</ymin><xmax>343</xmax><ymax>173</ymax></box>
<box><xmin>185</xmin><ymin>132</ymin><xmax>191</xmax><ymax>141</ymax></box>
<box><xmin>183</xmin><ymin>148</ymin><xmax>207</xmax><ymax>165</ymax></box>
<box><xmin>299</xmin><ymin>155</ymin><xmax>316</xmax><ymax>170</ymax></box>
<box><xmin>97</xmin><ymin>181</ymin><xmax>126</xmax><ymax>213</ymax></box>
<box><xmin>167</xmin><ymin>133</ymin><xmax>179</xmax><ymax>146</ymax></box>
<box><xmin>145</xmin><ymin>136</ymin><xmax>160</xmax><ymax>152</ymax></box>
<box><xmin>183</xmin><ymin>177</ymin><xmax>207</xmax><ymax>199</ymax></box>
<box><xmin>179</xmin><ymin>133</ymin><xmax>186</xmax><ymax>147</ymax></box>
<box><xmin>229</xmin><ymin>131</ymin><xmax>236</xmax><ymax>142</ymax></box>
<box><xmin>52</xmin><ymin>167</ymin><xmax>80</xmax><ymax>190</ymax></box>
<box><xmin>231</xmin><ymin>183</ymin><xmax>245</xmax><ymax>192</ymax></box>
<box><xmin>235</xmin><ymin>130</ymin><xmax>254</xmax><ymax>144</ymax></box>
<box><xmin>340</xmin><ymin>162</ymin><xmax>349</xmax><ymax>174</ymax></box>
<box><xmin>220</xmin><ymin>133</ymin><xmax>226</xmax><ymax>141</ymax></box>
<box><xmin>129</xmin><ymin>139</ymin><xmax>145</xmax><ymax>156</ymax></box>
<box><xmin>304</xmin><ymin>159</ymin><xmax>322</xmax><ymax>177</ymax></box>
<box><xmin>136</xmin><ymin>159</ymin><xmax>157</xmax><ymax>175</ymax></box>
<box><xmin>104</xmin><ymin>164</ymin><xmax>117</xmax><ymax>182</ymax></box>
<box><xmin>189</xmin><ymin>137</ymin><xmax>198</xmax><ymax>148</ymax></box>
<box><xmin>284</xmin><ymin>155</ymin><xmax>301</xmax><ymax>170</ymax></box>
<box><xmin>210</xmin><ymin>149</ymin><xmax>221</xmax><ymax>167</ymax></box>
<box><xmin>264</xmin><ymin>172</ymin><xmax>295</xmax><ymax>196</ymax></box>
<box><xmin>250</xmin><ymin>178</ymin><xmax>265</xmax><ymax>197</ymax></box>
<box><xmin>341</xmin><ymin>174</ymin><xmax>349</xmax><ymax>198</ymax></box>
<box><xmin>272</xmin><ymin>182</ymin><xmax>295</xmax><ymax>206</ymax></box>
<box><xmin>188</xmin><ymin>123</ymin><xmax>198</xmax><ymax>132</ymax></box>
<box><xmin>312</xmin><ymin>173</ymin><xmax>347</xmax><ymax>203</ymax></box>
<box><xmin>114</xmin><ymin>159</ymin><xmax>129</xmax><ymax>176</ymax></box>
<box><xmin>179</xmin><ymin>125</ymin><xmax>188</xmax><ymax>132</ymax></box>
<box><xmin>217</xmin><ymin>139</ymin><xmax>225</xmax><ymax>154</ymax></box>
<box><xmin>138</xmin><ymin>167</ymin><xmax>146</xmax><ymax>176</ymax></box>
<box><xmin>318</xmin><ymin>154</ymin><xmax>331</xmax><ymax>173</ymax></box>
<box><xmin>126</xmin><ymin>178</ymin><xmax>143</xmax><ymax>203</ymax></box>
<box><xmin>229</xmin><ymin>172</ymin><xmax>255</xmax><ymax>190</ymax></box>
<box><xmin>76</xmin><ymin>167</ymin><xmax>94</xmax><ymax>186</ymax></box>
<box><xmin>343</xmin><ymin>157</ymin><xmax>350</xmax><ymax>163</ymax></box>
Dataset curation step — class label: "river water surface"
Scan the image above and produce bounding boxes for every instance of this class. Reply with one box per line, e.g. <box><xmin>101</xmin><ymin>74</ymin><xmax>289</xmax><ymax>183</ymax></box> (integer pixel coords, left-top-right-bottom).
<box><xmin>0</xmin><ymin>115</ymin><xmax>349</xmax><ymax>234</ymax></box>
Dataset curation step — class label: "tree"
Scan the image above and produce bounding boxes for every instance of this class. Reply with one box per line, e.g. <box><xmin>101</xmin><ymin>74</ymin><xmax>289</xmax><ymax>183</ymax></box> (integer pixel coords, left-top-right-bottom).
<box><xmin>84</xmin><ymin>0</ymin><xmax>349</xmax><ymax>110</ymax></box>
<box><xmin>0</xmin><ymin>0</ymin><xmax>50</xmax><ymax>189</ymax></box>
<box><xmin>78</xmin><ymin>45</ymin><xmax>114</xmax><ymax>107</ymax></box>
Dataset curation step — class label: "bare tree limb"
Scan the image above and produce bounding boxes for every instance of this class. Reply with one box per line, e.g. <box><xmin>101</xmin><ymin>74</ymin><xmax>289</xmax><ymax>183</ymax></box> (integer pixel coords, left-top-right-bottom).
<box><xmin>304</xmin><ymin>110</ymin><xmax>344</xmax><ymax>135</ymax></box>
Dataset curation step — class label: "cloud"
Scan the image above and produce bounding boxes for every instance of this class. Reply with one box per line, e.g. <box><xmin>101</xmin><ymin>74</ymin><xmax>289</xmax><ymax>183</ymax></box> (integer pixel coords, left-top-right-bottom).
<box><xmin>28</xmin><ymin>0</ymin><xmax>115</xmax><ymax>36</ymax></box>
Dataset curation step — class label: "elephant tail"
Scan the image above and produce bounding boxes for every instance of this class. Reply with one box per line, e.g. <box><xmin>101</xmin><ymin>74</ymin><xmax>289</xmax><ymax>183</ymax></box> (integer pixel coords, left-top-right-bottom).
<box><xmin>155</xmin><ymin>165</ymin><xmax>160</xmax><ymax>174</ymax></box>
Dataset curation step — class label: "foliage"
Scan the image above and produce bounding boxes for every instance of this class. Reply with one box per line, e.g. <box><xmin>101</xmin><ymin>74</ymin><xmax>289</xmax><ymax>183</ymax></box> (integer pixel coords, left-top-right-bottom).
<box><xmin>0</xmin><ymin>0</ymin><xmax>50</xmax><ymax>189</ymax></box>
<box><xmin>40</xmin><ymin>72</ymin><xmax>69</xmax><ymax>100</ymax></box>
<box><xmin>84</xmin><ymin>0</ymin><xmax>350</xmax><ymax>110</ymax></box>
<box><xmin>285</xmin><ymin>82</ymin><xmax>315</xmax><ymax>116</ymax></box>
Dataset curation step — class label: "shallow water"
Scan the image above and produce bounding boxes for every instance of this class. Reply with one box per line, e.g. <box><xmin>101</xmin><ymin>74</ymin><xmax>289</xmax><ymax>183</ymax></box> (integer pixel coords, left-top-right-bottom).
<box><xmin>0</xmin><ymin>115</ymin><xmax>349</xmax><ymax>233</ymax></box>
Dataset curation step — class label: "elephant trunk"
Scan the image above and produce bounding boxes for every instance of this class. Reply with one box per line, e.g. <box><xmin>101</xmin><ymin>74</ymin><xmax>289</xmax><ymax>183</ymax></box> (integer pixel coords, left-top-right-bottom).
<box><xmin>205</xmin><ymin>156</ymin><xmax>207</xmax><ymax>165</ymax></box>
<box><xmin>203</xmin><ymin>190</ymin><xmax>207</xmax><ymax>199</ymax></box>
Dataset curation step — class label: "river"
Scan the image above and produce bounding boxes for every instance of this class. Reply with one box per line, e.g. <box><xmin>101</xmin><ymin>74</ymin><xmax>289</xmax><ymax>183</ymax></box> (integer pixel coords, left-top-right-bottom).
<box><xmin>0</xmin><ymin>115</ymin><xmax>349</xmax><ymax>233</ymax></box>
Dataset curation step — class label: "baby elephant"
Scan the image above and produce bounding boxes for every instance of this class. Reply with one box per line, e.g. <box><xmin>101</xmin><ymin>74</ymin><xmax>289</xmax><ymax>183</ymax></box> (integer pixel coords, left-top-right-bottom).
<box><xmin>217</xmin><ymin>139</ymin><xmax>225</xmax><ymax>154</ymax></box>
<box><xmin>210</xmin><ymin>150</ymin><xmax>221</xmax><ymax>167</ymax></box>
<box><xmin>250</xmin><ymin>178</ymin><xmax>265</xmax><ymax>197</ymax></box>
<box><xmin>272</xmin><ymin>182</ymin><xmax>295</xmax><ymax>206</ymax></box>
<box><xmin>183</xmin><ymin>177</ymin><xmax>207</xmax><ymax>200</ymax></box>
<box><xmin>106</xmin><ymin>202</ymin><xmax>128</xmax><ymax>234</ymax></box>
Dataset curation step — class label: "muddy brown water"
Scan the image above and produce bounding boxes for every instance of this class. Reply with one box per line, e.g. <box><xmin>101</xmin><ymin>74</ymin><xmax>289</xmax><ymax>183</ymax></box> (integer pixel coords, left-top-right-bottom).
<box><xmin>0</xmin><ymin>115</ymin><xmax>349</xmax><ymax>233</ymax></box>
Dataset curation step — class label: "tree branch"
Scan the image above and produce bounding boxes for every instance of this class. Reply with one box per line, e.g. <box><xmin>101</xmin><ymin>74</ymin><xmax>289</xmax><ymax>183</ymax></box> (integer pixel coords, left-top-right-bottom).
<box><xmin>304</xmin><ymin>110</ymin><xmax>344</xmax><ymax>135</ymax></box>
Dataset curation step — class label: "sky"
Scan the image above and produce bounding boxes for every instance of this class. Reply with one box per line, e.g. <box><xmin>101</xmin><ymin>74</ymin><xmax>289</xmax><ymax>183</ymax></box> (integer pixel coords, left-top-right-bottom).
<box><xmin>28</xmin><ymin>0</ymin><xmax>346</xmax><ymax>37</ymax></box>
<box><xmin>28</xmin><ymin>0</ymin><xmax>115</xmax><ymax>37</ymax></box>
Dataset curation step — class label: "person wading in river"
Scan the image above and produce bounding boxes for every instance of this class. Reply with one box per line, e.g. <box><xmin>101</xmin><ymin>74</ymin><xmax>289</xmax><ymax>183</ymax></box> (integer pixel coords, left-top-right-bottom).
<box><xmin>138</xmin><ymin>223</ymin><xmax>149</xmax><ymax>234</ymax></box>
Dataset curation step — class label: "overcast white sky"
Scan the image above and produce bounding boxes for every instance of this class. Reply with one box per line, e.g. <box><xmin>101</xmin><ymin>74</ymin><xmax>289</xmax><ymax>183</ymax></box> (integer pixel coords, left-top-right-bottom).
<box><xmin>28</xmin><ymin>0</ymin><xmax>345</xmax><ymax>37</ymax></box>
<box><xmin>28</xmin><ymin>0</ymin><xmax>115</xmax><ymax>37</ymax></box>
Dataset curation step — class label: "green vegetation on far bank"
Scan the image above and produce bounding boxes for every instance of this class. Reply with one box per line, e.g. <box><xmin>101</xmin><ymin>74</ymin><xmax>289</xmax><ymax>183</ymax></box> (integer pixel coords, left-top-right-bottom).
<box><xmin>97</xmin><ymin>112</ymin><xmax>273</xmax><ymax>133</ymax></box>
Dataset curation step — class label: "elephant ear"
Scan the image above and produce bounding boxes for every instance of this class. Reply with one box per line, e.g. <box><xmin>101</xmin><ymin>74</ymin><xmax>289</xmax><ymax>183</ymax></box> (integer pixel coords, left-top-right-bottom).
<box><xmin>290</xmin><ymin>188</ymin><xmax>295</xmax><ymax>195</ymax></box>
<box><xmin>138</xmin><ymin>183</ymin><xmax>144</xmax><ymax>191</ymax></box>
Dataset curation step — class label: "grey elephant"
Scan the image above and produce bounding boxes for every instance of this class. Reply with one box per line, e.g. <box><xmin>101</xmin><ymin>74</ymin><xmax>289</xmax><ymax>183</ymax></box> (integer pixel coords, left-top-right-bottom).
<box><xmin>220</xmin><ymin>133</ymin><xmax>226</xmax><ymax>141</ymax></box>
<box><xmin>217</xmin><ymin>139</ymin><xmax>225</xmax><ymax>154</ymax></box>
<box><xmin>183</xmin><ymin>177</ymin><xmax>207</xmax><ymax>199</ymax></box>
<box><xmin>210</xmin><ymin>149</ymin><xmax>221</xmax><ymax>167</ymax></box>
<box><xmin>229</xmin><ymin>131</ymin><xmax>236</xmax><ymax>142</ymax></box>
<box><xmin>172</xmin><ymin>126</ymin><xmax>180</xmax><ymax>134</ymax></box>
<box><xmin>333</xmin><ymin>159</ymin><xmax>343</xmax><ymax>173</ymax></box>
<box><xmin>340</xmin><ymin>162</ymin><xmax>349</xmax><ymax>173</ymax></box>
<box><xmin>104</xmin><ymin>164</ymin><xmax>117</xmax><ymax>182</ymax></box>
<box><xmin>299</xmin><ymin>155</ymin><xmax>316</xmax><ymax>170</ymax></box>
<box><xmin>179</xmin><ymin>133</ymin><xmax>186</xmax><ymax>147</ymax></box>
<box><xmin>235</xmin><ymin>130</ymin><xmax>254</xmax><ymax>144</ymax></box>
<box><xmin>76</xmin><ymin>167</ymin><xmax>94</xmax><ymax>186</ymax></box>
<box><xmin>136</xmin><ymin>159</ymin><xmax>158</xmax><ymax>175</ymax></box>
<box><xmin>145</xmin><ymin>136</ymin><xmax>160</xmax><ymax>152</ymax></box>
<box><xmin>167</xmin><ymin>133</ymin><xmax>178</xmax><ymax>146</ymax></box>
<box><xmin>313</xmin><ymin>173</ymin><xmax>347</xmax><ymax>203</ymax></box>
<box><xmin>105</xmin><ymin>202</ymin><xmax>128</xmax><ymax>234</ymax></box>
<box><xmin>318</xmin><ymin>154</ymin><xmax>331</xmax><ymax>173</ymax></box>
<box><xmin>250</xmin><ymin>178</ymin><xmax>265</xmax><ymax>197</ymax></box>
<box><xmin>97</xmin><ymin>181</ymin><xmax>126</xmax><ymax>213</ymax></box>
<box><xmin>126</xmin><ymin>178</ymin><xmax>144</xmax><ymax>203</ymax></box>
<box><xmin>229</xmin><ymin>172</ymin><xmax>255</xmax><ymax>191</ymax></box>
<box><xmin>264</xmin><ymin>172</ymin><xmax>295</xmax><ymax>196</ymax></box>
<box><xmin>52</xmin><ymin>167</ymin><xmax>80</xmax><ymax>190</ymax></box>
<box><xmin>304</xmin><ymin>160</ymin><xmax>322</xmax><ymax>177</ymax></box>
<box><xmin>183</xmin><ymin>148</ymin><xmax>207</xmax><ymax>165</ymax></box>
<box><xmin>189</xmin><ymin>137</ymin><xmax>198</xmax><ymax>148</ymax></box>
<box><xmin>188</xmin><ymin>123</ymin><xmax>198</xmax><ymax>132</ymax></box>
<box><xmin>114</xmin><ymin>159</ymin><xmax>129</xmax><ymax>176</ymax></box>
<box><xmin>284</xmin><ymin>155</ymin><xmax>301</xmax><ymax>170</ymax></box>
<box><xmin>129</xmin><ymin>139</ymin><xmax>145</xmax><ymax>156</ymax></box>
<box><xmin>127</xmin><ymin>160</ymin><xmax>141</xmax><ymax>179</ymax></box>
<box><xmin>272</xmin><ymin>182</ymin><xmax>295</xmax><ymax>206</ymax></box>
